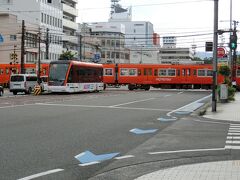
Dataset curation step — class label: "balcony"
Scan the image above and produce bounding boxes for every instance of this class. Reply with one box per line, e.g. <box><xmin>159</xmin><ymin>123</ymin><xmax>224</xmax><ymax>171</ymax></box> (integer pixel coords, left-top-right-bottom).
<box><xmin>62</xmin><ymin>34</ymin><xmax>78</xmax><ymax>45</ymax></box>
<box><xmin>63</xmin><ymin>4</ymin><xmax>78</xmax><ymax>17</ymax></box>
<box><xmin>63</xmin><ymin>18</ymin><xmax>78</xmax><ymax>30</ymax></box>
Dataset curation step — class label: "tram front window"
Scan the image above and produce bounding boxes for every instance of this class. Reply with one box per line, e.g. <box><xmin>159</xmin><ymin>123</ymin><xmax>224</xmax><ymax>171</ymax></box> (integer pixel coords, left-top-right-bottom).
<box><xmin>49</xmin><ymin>63</ymin><xmax>69</xmax><ymax>86</ymax></box>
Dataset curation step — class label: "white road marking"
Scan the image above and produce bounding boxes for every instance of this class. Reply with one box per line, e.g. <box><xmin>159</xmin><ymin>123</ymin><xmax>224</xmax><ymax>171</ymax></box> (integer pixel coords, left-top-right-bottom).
<box><xmin>177</xmin><ymin>92</ymin><xmax>183</xmax><ymax>94</ymax></box>
<box><xmin>114</xmin><ymin>155</ymin><xmax>135</xmax><ymax>160</ymax></box>
<box><xmin>148</xmin><ymin>148</ymin><xmax>225</xmax><ymax>155</ymax></box>
<box><xmin>18</xmin><ymin>169</ymin><xmax>64</xmax><ymax>180</ymax></box>
<box><xmin>228</xmin><ymin>130</ymin><xmax>240</xmax><ymax>133</ymax></box>
<box><xmin>0</xmin><ymin>104</ymin><xmax>35</xmax><ymax>109</ymax></box>
<box><xmin>111</xmin><ymin>106</ymin><xmax>172</xmax><ymax>111</ymax></box>
<box><xmin>225</xmin><ymin>145</ymin><xmax>240</xmax><ymax>149</ymax></box>
<box><xmin>229</xmin><ymin>127</ymin><xmax>240</xmax><ymax>130</ymax></box>
<box><xmin>227</xmin><ymin>136</ymin><xmax>240</xmax><ymax>140</ymax></box>
<box><xmin>230</xmin><ymin>124</ymin><xmax>240</xmax><ymax>127</ymax></box>
<box><xmin>36</xmin><ymin>103</ymin><xmax>172</xmax><ymax>111</ymax></box>
<box><xmin>110</xmin><ymin>98</ymin><xmax>155</xmax><ymax>107</ymax></box>
<box><xmin>193</xmin><ymin>119</ymin><xmax>229</xmax><ymax>125</ymax></box>
<box><xmin>226</xmin><ymin>140</ymin><xmax>240</xmax><ymax>144</ymax></box>
<box><xmin>78</xmin><ymin>162</ymin><xmax>100</xmax><ymax>166</ymax></box>
<box><xmin>228</xmin><ymin>133</ymin><xmax>240</xmax><ymax>136</ymax></box>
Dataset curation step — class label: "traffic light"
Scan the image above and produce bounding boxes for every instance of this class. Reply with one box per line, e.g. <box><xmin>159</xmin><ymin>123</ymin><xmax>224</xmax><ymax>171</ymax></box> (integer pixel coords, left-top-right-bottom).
<box><xmin>229</xmin><ymin>33</ymin><xmax>237</xmax><ymax>50</ymax></box>
<box><xmin>205</xmin><ymin>42</ymin><xmax>213</xmax><ymax>52</ymax></box>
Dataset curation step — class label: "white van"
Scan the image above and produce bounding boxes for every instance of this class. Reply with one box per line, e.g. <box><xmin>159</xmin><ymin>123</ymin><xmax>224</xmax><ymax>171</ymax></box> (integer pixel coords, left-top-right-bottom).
<box><xmin>10</xmin><ymin>74</ymin><xmax>38</xmax><ymax>95</ymax></box>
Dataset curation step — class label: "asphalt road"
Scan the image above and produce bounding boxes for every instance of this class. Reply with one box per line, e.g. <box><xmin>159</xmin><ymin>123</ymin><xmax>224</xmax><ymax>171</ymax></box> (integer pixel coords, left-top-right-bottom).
<box><xmin>0</xmin><ymin>88</ymin><xmax>232</xmax><ymax>180</ymax></box>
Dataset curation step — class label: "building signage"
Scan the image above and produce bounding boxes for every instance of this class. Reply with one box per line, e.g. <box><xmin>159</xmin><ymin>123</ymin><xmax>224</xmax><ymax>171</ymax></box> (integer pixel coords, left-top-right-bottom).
<box><xmin>217</xmin><ymin>47</ymin><xmax>226</xmax><ymax>58</ymax></box>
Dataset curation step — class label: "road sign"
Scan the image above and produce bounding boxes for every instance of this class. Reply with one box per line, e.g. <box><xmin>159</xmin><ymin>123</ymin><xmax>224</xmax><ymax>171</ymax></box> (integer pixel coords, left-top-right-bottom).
<box><xmin>93</xmin><ymin>53</ymin><xmax>101</xmax><ymax>62</ymax></box>
<box><xmin>33</xmin><ymin>85</ymin><xmax>41</xmax><ymax>95</ymax></box>
<box><xmin>217</xmin><ymin>47</ymin><xmax>226</xmax><ymax>58</ymax></box>
<box><xmin>0</xmin><ymin>34</ymin><xmax>4</xmax><ymax>43</ymax></box>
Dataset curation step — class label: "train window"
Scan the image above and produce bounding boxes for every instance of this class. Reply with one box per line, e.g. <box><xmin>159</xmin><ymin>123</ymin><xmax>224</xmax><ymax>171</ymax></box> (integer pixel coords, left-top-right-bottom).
<box><xmin>198</xmin><ymin>69</ymin><xmax>205</xmax><ymax>76</ymax></box>
<box><xmin>159</xmin><ymin>69</ymin><xmax>176</xmax><ymax>76</ymax></box>
<box><xmin>159</xmin><ymin>69</ymin><xmax>167</xmax><ymax>76</ymax></box>
<box><xmin>154</xmin><ymin>69</ymin><xmax>158</xmax><ymax>76</ymax></box>
<box><xmin>129</xmin><ymin>69</ymin><xmax>137</xmax><ymax>76</ymax></box>
<box><xmin>237</xmin><ymin>69</ymin><xmax>240</xmax><ymax>77</ymax></box>
<box><xmin>187</xmin><ymin>69</ymin><xmax>190</xmax><ymax>76</ymax></box>
<box><xmin>0</xmin><ymin>68</ymin><xmax>3</xmax><ymax>75</ymax></box>
<box><xmin>6</xmin><ymin>68</ymin><xmax>9</xmax><ymax>74</ymax></box>
<box><xmin>207</xmin><ymin>70</ymin><xmax>213</xmax><ymax>76</ymax></box>
<box><xmin>168</xmin><ymin>69</ymin><xmax>176</xmax><ymax>76</ymax></box>
<box><xmin>120</xmin><ymin>68</ymin><xmax>128</xmax><ymax>76</ymax></box>
<box><xmin>104</xmin><ymin>68</ymin><xmax>113</xmax><ymax>76</ymax></box>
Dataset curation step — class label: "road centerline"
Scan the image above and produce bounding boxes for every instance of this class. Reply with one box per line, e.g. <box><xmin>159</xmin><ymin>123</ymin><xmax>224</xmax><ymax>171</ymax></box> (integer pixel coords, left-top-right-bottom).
<box><xmin>109</xmin><ymin>98</ymin><xmax>155</xmax><ymax>107</ymax></box>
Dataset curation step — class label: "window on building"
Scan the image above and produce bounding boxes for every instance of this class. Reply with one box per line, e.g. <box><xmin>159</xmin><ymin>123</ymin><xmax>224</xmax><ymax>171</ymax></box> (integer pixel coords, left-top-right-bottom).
<box><xmin>10</xmin><ymin>35</ymin><xmax>17</xmax><ymax>41</ymax></box>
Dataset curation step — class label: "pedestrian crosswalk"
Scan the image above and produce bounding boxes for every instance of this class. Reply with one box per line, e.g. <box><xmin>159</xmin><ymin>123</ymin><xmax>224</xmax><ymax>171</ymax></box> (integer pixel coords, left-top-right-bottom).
<box><xmin>225</xmin><ymin>124</ymin><xmax>240</xmax><ymax>149</ymax></box>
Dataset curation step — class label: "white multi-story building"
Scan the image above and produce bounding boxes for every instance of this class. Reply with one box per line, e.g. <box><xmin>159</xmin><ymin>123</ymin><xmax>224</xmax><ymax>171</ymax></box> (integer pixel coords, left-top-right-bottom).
<box><xmin>0</xmin><ymin>0</ymin><xmax>63</xmax><ymax>63</ymax></box>
<box><xmin>89</xmin><ymin>22</ymin><xmax>130</xmax><ymax>64</ymax></box>
<box><xmin>109</xmin><ymin>3</ymin><xmax>154</xmax><ymax>48</ymax></box>
<box><xmin>0</xmin><ymin>0</ymin><xmax>79</xmax><ymax>63</ymax></box>
<box><xmin>62</xmin><ymin>0</ymin><xmax>78</xmax><ymax>57</ymax></box>
<box><xmin>159</xmin><ymin>47</ymin><xmax>195</xmax><ymax>64</ymax></box>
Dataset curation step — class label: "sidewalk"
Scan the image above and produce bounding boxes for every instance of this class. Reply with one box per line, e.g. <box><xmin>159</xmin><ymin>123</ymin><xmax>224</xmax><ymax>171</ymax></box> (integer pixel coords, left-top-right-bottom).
<box><xmin>135</xmin><ymin>92</ymin><xmax>240</xmax><ymax>180</ymax></box>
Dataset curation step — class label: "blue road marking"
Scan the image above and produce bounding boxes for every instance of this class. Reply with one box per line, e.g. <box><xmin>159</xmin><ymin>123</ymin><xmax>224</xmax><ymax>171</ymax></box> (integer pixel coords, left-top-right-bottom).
<box><xmin>130</xmin><ymin>128</ymin><xmax>158</xmax><ymax>134</ymax></box>
<box><xmin>75</xmin><ymin>151</ymin><xmax>119</xmax><ymax>164</ymax></box>
<box><xmin>174</xmin><ymin>111</ymin><xmax>192</xmax><ymax>115</ymax></box>
<box><xmin>157</xmin><ymin>117</ymin><xmax>177</xmax><ymax>122</ymax></box>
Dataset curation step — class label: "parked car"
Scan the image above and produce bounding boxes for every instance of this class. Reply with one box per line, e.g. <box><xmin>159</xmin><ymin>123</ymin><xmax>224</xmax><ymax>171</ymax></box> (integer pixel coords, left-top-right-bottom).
<box><xmin>0</xmin><ymin>85</ymin><xmax>3</xmax><ymax>96</ymax></box>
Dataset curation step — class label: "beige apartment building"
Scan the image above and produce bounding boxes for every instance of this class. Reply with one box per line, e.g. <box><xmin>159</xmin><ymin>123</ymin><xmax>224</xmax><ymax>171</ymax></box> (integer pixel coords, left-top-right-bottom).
<box><xmin>0</xmin><ymin>13</ymin><xmax>38</xmax><ymax>64</ymax></box>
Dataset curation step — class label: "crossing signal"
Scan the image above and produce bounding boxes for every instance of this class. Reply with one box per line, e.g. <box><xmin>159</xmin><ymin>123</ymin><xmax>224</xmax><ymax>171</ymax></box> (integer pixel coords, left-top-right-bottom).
<box><xmin>229</xmin><ymin>34</ymin><xmax>237</xmax><ymax>50</ymax></box>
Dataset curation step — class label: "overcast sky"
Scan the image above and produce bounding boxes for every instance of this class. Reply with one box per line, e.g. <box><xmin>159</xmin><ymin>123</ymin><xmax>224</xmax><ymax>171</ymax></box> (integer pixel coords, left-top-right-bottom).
<box><xmin>77</xmin><ymin>0</ymin><xmax>240</xmax><ymax>51</ymax></box>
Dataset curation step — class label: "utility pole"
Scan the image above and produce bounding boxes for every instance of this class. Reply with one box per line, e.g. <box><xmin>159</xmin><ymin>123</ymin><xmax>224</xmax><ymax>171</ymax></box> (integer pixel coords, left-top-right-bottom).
<box><xmin>78</xmin><ymin>33</ymin><xmax>82</xmax><ymax>61</ymax></box>
<box><xmin>37</xmin><ymin>28</ymin><xmax>41</xmax><ymax>84</ymax></box>
<box><xmin>229</xmin><ymin>0</ymin><xmax>232</xmax><ymax>78</ymax></box>
<box><xmin>231</xmin><ymin>21</ymin><xmax>238</xmax><ymax>83</ymax></box>
<box><xmin>45</xmin><ymin>28</ymin><xmax>49</xmax><ymax>60</ymax></box>
<box><xmin>212</xmin><ymin>0</ymin><xmax>219</xmax><ymax>112</ymax></box>
<box><xmin>21</xmin><ymin>20</ymin><xmax>25</xmax><ymax>74</ymax></box>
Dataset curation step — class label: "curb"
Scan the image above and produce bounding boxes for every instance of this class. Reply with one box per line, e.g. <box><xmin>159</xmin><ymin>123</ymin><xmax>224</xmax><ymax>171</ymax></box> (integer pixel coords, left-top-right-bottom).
<box><xmin>192</xmin><ymin>102</ymin><xmax>211</xmax><ymax>116</ymax></box>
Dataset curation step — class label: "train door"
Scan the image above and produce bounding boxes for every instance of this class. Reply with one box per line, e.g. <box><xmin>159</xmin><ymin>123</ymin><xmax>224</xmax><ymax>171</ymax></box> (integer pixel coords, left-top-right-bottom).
<box><xmin>181</xmin><ymin>68</ymin><xmax>192</xmax><ymax>88</ymax></box>
<box><xmin>143</xmin><ymin>68</ymin><xmax>152</xmax><ymax>82</ymax></box>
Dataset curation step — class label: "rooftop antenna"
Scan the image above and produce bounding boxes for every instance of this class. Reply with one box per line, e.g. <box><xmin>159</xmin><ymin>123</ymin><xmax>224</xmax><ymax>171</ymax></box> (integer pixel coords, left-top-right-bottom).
<box><xmin>110</xmin><ymin>0</ymin><xmax>120</xmax><ymax>17</ymax></box>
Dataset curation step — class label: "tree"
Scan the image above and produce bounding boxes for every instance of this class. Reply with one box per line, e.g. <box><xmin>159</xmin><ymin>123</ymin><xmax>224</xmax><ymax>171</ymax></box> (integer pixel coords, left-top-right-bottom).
<box><xmin>59</xmin><ymin>50</ymin><xmax>77</xmax><ymax>60</ymax></box>
<box><xmin>203</xmin><ymin>57</ymin><xmax>213</xmax><ymax>64</ymax></box>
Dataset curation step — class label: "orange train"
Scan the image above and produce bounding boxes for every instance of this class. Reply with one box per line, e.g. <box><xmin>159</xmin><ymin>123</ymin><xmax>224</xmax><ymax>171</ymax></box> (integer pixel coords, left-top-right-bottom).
<box><xmin>0</xmin><ymin>64</ymin><xmax>49</xmax><ymax>87</ymax></box>
<box><xmin>102</xmin><ymin>63</ymin><xmax>240</xmax><ymax>90</ymax></box>
<box><xmin>1</xmin><ymin>63</ymin><xmax>240</xmax><ymax>90</ymax></box>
